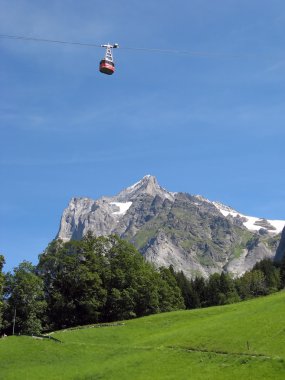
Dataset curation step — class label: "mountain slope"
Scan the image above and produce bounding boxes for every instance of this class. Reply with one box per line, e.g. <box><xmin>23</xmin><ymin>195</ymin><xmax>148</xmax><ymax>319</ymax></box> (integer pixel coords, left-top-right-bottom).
<box><xmin>1</xmin><ymin>292</ymin><xmax>285</xmax><ymax>379</ymax></box>
<box><xmin>57</xmin><ymin>175</ymin><xmax>285</xmax><ymax>278</ymax></box>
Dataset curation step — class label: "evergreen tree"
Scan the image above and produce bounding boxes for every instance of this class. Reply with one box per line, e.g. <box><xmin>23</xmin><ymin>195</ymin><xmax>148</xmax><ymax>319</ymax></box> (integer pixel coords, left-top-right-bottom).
<box><xmin>174</xmin><ymin>270</ymin><xmax>199</xmax><ymax>309</ymax></box>
<box><xmin>236</xmin><ymin>270</ymin><xmax>267</xmax><ymax>300</ymax></box>
<box><xmin>219</xmin><ymin>272</ymin><xmax>240</xmax><ymax>305</ymax></box>
<box><xmin>158</xmin><ymin>267</ymin><xmax>185</xmax><ymax>311</ymax></box>
<box><xmin>192</xmin><ymin>276</ymin><xmax>207</xmax><ymax>307</ymax></box>
<box><xmin>206</xmin><ymin>273</ymin><xmax>221</xmax><ymax>306</ymax></box>
<box><xmin>279</xmin><ymin>256</ymin><xmax>285</xmax><ymax>288</ymax></box>
<box><xmin>253</xmin><ymin>259</ymin><xmax>281</xmax><ymax>292</ymax></box>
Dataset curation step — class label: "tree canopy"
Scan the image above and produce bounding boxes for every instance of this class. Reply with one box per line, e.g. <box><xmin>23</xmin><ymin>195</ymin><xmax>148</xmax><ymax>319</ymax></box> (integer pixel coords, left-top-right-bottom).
<box><xmin>1</xmin><ymin>234</ymin><xmax>284</xmax><ymax>335</ymax></box>
<box><xmin>37</xmin><ymin>234</ymin><xmax>184</xmax><ymax>330</ymax></box>
<box><xmin>4</xmin><ymin>261</ymin><xmax>46</xmax><ymax>335</ymax></box>
<box><xmin>0</xmin><ymin>255</ymin><xmax>5</xmax><ymax>331</ymax></box>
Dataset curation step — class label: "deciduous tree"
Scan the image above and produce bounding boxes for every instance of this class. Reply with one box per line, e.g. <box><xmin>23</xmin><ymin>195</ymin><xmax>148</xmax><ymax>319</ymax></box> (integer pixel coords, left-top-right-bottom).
<box><xmin>0</xmin><ymin>255</ymin><xmax>5</xmax><ymax>331</ymax></box>
<box><xmin>4</xmin><ymin>261</ymin><xmax>46</xmax><ymax>334</ymax></box>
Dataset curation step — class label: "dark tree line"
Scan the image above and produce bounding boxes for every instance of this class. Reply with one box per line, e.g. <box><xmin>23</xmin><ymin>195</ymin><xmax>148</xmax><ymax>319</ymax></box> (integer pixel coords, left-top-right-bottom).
<box><xmin>172</xmin><ymin>257</ymin><xmax>284</xmax><ymax>309</ymax></box>
<box><xmin>1</xmin><ymin>236</ymin><xmax>285</xmax><ymax>336</ymax></box>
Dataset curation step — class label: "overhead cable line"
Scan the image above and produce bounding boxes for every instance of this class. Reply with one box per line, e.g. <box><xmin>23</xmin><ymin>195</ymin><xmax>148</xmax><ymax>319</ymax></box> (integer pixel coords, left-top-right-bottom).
<box><xmin>0</xmin><ymin>33</ymin><xmax>278</xmax><ymax>60</ymax></box>
<box><xmin>0</xmin><ymin>33</ymin><xmax>102</xmax><ymax>48</ymax></box>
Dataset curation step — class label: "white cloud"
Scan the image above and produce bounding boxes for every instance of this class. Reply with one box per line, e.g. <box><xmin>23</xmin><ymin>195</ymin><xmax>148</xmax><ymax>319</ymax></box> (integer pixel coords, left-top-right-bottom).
<box><xmin>264</xmin><ymin>59</ymin><xmax>285</xmax><ymax>73</ymax></box>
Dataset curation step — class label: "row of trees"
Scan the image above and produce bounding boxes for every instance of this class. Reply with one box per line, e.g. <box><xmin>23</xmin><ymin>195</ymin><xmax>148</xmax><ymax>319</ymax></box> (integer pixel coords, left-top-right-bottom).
<box><xmin>1</xmin><ymin>235</ymin><xmax>184</xmax><ymax>334</ymax></box>
<box><xmin>1</xmin><ymin>235</ymin><xmax>285</xmax><ymax>335</ymax></box>
<box><xmin>173</xmin><ymin>257</ymin><xmax>285</xmax><ymax>309</ymax></box>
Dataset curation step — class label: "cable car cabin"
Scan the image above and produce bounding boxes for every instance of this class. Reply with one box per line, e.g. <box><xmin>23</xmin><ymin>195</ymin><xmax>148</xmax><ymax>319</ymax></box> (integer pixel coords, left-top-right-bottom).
<box><xmin>99</xmin><ymin>59</ymin><xmax>115</xmax><ymax>75</ymax></box>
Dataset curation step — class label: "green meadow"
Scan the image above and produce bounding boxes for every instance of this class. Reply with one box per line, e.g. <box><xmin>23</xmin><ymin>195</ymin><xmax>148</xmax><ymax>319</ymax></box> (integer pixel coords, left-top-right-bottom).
<box><xmin>1</xmin><ymin>291</ymin><xmax>285</xmax><ymax>380</ymax></box>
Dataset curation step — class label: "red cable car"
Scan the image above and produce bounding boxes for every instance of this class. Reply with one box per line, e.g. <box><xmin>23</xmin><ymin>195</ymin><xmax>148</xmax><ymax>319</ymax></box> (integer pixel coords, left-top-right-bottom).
<box><xmin>99</xmin><ymin>43</ymin><xmax>119</xmax><ymax>75</ymax></box>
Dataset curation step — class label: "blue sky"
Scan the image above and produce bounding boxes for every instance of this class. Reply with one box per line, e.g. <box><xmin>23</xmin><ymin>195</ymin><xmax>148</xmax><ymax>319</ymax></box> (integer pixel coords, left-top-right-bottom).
<box><xmin>1</xmin><ymin>0</ymin><xmax>285</xmax><ymax>271</ymax></box>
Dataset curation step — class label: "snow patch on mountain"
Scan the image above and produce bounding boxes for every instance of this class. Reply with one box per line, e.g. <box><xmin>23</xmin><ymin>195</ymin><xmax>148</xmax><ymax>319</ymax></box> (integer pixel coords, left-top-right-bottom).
<box><xmin>56</xmin><ymin>175</ymin><xmax>285</xmax><ymax>278</ymax></box>
<box><xmin>110</xmin><ymin>202</ymin><xmax>132</xmax><ymax>215</ymax></box>
<box><xmin>213</xmin><ymin>201</ymin><xmax>285</xmax><ymax>234</ymax></box>
<box><xmin>194</xmin><ymin>195</ymin><xmax>212</xmax><ymax>203</ymax></box>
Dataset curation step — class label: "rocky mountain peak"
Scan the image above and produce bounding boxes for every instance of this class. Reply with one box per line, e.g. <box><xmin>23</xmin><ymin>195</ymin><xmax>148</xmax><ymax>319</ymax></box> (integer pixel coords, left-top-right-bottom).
<box><xmin>115</xmin><ymin>175</ymin><xmax>174</xmax><ymax>202</ymax></box>
<box><xmin>56</xmin><ymin>175</ymin><xmax>285</xmax><ymax>278</ymax></box>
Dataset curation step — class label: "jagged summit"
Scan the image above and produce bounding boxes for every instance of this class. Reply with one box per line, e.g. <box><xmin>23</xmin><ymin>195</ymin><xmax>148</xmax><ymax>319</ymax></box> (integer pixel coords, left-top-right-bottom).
<box><xmin>57</xmin><ymin>176</ymin><xmax>285</xmax><ymax>278</ymax></box>
<box><xmin>115</xmin><ymin>175</ymin><xmax>174</xmax><ymax>202</ymax></box>
<box><xmin>57</xmin><ymin>175</ymin><xmax>174</xmax><ymax>243</ymax></box>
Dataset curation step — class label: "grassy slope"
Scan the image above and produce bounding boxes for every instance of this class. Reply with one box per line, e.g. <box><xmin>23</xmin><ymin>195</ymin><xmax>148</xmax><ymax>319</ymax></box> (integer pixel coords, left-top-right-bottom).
<box><xmin>1</xmin><ymin>292</ymin><xmax>285</xmax><ymax>380</ymax></box>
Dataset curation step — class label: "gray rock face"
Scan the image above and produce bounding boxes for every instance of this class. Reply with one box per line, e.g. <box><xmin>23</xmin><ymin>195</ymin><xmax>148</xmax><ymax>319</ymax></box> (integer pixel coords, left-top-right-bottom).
<box><xmin>225</xmin><ymin>243</ymin><xmax>274</xmax><ymax>277</ymax></box>
<box><xmin>275</xmin><ymin>227</ymin><xmax>285</xmax><ymax>262</ymax></box>
<box><xmin>57</xmin><ymin>175</ymin><xmax>284</xmax><ymax>278</ymax></box>
<box><xmin>116</xmin><ymin>175</ymin><xmax>174</xmax><ymax>202</ymax></box>
<box><xmin>57</xmin><ymin>175</ymin><xmax>173</xmax><ymax>241</ymax></box>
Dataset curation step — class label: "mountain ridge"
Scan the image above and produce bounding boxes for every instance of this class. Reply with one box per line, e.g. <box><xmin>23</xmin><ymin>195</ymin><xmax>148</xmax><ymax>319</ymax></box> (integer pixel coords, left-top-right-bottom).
<box><xmin>57</xmin><ymin>175</ymin><xmax>285</xmax><ymax>278</ymax></box>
